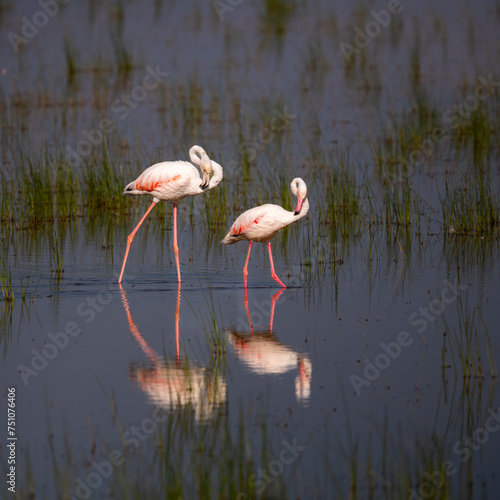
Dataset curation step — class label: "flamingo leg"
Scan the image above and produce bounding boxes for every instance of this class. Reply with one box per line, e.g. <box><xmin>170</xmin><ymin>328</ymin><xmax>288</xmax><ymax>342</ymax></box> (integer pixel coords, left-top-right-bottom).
<box><xmin>267</xmin><ymin>243</ymin><xmax>286</xmax><ymax>288</ymax></box>
<box><xmin>175</xmin><ymin>284</ymin><xmax>181</xmax><ymax>363</ymax></box>
<box><xmin>119</xmin><ymin>283</ymin><xmax>158</xmax><ymax>366</ymax></box>
<box><xmin>243</xmin><ymin>242</ymin><xmax>253</xmax><ymax>288</ymax></box>
<box><xmin>119</xmin><ymin>201</ymin><xmax>157</xmax><ymax>284</ymax></box>
<box><xmin>244</xmin><ymin>287</ymin><xmax>254</xmax><ymax>334</ymax></box>
<box><xmin>173</xmin><ymin>203</ymin><xmax>181</xmax><ymax>283</ymax></box>
<box><xmin>269</xmin><ymin>288</ymin><xmax>285</xmax><ymax>331</ymax></box>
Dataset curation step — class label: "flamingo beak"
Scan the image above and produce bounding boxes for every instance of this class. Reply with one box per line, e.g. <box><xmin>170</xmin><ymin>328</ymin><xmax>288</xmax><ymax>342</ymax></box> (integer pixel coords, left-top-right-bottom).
<box><xmin>200</xmin><ymin>171</ymin><xmax>210</xmax><ymax>189</ymax></box>
<box><xmin>294</xmin><ymin>197</ymin><xmax>304</xmax><ymax>215</ymax></box>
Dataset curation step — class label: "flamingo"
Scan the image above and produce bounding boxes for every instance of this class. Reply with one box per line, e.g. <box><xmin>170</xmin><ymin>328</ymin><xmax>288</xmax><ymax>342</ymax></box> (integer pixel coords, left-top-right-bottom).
<box><xmin>118</xmin><ymin>145</ymin><xmax>223</xmax><ymax>284</ymax></box>
<box><xmin>222</xmin><ymin>177</ymin><xmax>309</xmax><ymax>288</ymax></box>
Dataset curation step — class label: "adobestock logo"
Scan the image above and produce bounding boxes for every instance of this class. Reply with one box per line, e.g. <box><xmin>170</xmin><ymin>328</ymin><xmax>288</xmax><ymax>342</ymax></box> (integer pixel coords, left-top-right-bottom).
<box><xmin>7</xmin><ymin>0</ymin><xmax>71</xmax><ymax>54</ymax></box>
<box><xmin>350</xmin><ymin>276</ymin><xmax>467</xmax><ymax>395</ymax></box>
<box><xmin>17</xmin><ymin>273</ymin><xmax>133</xmax><ymax>386</ymax></box>
<box><xmin>339</xmin><ymin>0</ymin><xmax>410</xmax><ymax>61</ymax></box>
<box><xmin>236</xmin><ymin>439</ymin><xmax>306</xmax><ymax>499</ymax></box>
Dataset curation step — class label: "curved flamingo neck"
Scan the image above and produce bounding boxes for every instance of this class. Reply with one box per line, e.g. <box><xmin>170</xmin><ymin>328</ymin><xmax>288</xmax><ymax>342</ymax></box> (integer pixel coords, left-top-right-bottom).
<box><xmin>189</xmin><ymin>145</ymin><xmax>208</xmax><ymax>165</ymax></box>
<box><xmin>207</xmin><ymin>160</ymin><xmax>223</xmax><ymax>190</ymax></box>
<box><xmin>189</xmin><ymin>146</ymin><xmax>223</xmax><ymax>192</ymax></box>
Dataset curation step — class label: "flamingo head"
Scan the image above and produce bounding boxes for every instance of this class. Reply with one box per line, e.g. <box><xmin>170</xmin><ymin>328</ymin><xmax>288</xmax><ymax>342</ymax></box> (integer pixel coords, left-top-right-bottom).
<box><xmin>291</xmin><ymin>178</ymin><xmax>307</xmax><ymax>215</ymax></box>
<box><xmin>189</xmin><ymin>145</ymin><xmax>213</xmax><ymax>189</ymax></box>
<box><xmin>200</xmin><ymin>156</ymin><xmax>212</xmax><ymax>189</ymax></box>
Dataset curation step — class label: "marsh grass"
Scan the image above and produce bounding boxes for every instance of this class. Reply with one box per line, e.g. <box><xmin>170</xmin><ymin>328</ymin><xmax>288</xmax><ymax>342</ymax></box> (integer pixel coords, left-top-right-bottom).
<box><xmin>106</xmin><ymin>402</ymin><xmax>292</xmax><ymax>499</ymax></box>
<box><xmin>442</xmin><ymin>297</ymin><xmax>497</xmax><ymax>380</ymax></box>
<box><xmin>20</xmin><ymin>396</ymin><xmax>301</xmax><ymax>499</ymax></box>
<box><xmin>321</xmin><ymin>409</ymin><xmax>485</xmax><ymax>499</ymax></box>
<box><xmin>49</xmin><ymin>230</ymin><xmax>64</xmax><ymax>274</ymax></box>
<box><xmin>0</xmin><ymin>301</ymin><xmax>13</xmax><ymax>353</ymax></box>
<box><xmin>384</xmin><ymin>180</ymin><xmax>413</xmax><ymax>228</ymax></box>
<box><xmin>441</xmin><ymin>232</ymin><xmax>500</xmax><ymax>273</ymax></box>
<box><xmin>322</xmin><ymin>156</ymin><xmax>363</xmax><ymax>235</ymax></box>
<box><xmin>453</xmin><ymin>106</ymin><xmax>493</xmax><ymax>167</ymax></box>
<box><xmin>440</xmin><ymin>169</ymin><xmax>499</xmax><ymax>236</ymax></box>
<box><xmin>0</xmin><ymin>140</ymin><xmax>137</xmax><ymax>232</ymax></box>
<box><xmin>2</xmin><ymin>28</ymin><xmax>497</xmax><ymax>267</ymax></box>
<box><xmin>18</xmin><ymin>267</ymin><xmax>32</xmax><ymax>302</ymax></box>
<box><xmin>188</xmin><ymin>290</ymin><xmax>227</xmax><ymax>357</ymax></box>
<box><xmin>0</xmin><ymin>79</ymin><xmax>497</xmax><ymax>290</ymax></box>
<box><xmin>199</xmin><ymin>179</ymin><xmax>228</xmax><ymax>230</ymax></box>
<box><xmin>0</xmin><ymin>250</ymin><xmax>14</xmax><ymax>301</ymax></box>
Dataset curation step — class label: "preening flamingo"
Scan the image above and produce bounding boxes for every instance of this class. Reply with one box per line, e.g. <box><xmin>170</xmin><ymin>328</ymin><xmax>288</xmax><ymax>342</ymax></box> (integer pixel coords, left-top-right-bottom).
<box><xmin>118</xmin><ymin>145</ymin><xmax>223</xmax><ymax>284</ymax></box>
<box><xmin>222</xmin><ymin>178</ymin><xmax>309</xmax><ymax>288</ymax></box>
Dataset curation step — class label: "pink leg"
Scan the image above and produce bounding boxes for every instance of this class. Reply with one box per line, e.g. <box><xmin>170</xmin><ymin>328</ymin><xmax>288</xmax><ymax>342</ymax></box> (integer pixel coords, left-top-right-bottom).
<box><xmin>267</xmin><ymin>243</ymin><xmax>286</xmax><ymax>288</ymax></box>
<box><xmin>175</xmin><ymin>284</ymin><xmax>181</xmax><ymax>363</ymax></box>
<box><xmin>173</xmin><ymin>203</ymin><xmax>181</xmax><ymax>283</ymax></box>
<box><xmin>118</xmin><ymin>201</ymin><xmax>157</xmax><ymax>284</ymax></box>
<box><xmin>269</xmin><ymin>288</ymin><xmax>285</xmax><ymax>331</ymax></box>
<box><xmin>243</xmin><ymin>242</ymin><xmax>253</xmax><ymax>288</ymax></box>
<box><xmin>244</xmin><ymin>287</ymin><xmax>254</xmax><ymax>334</ymax></box>
<box><xmin>119</xmin><ymin>283</ymin><xmax>158</xmax><ymax>366</ymax></box>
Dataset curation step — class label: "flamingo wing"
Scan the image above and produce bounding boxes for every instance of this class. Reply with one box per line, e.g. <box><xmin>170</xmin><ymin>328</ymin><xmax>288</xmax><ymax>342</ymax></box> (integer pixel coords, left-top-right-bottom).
<box><xmin>223</xmin><ymin>204</ymin><xmax>289</xmax><ymax>244</ymax></box>
<box><xmin>231</xmin><ymin>206</ymin><xmax>268</xmax><ymax>236</ymax></box>
<box><xmin>125</xmin><ymin>161</ymin><xmax>199</xmax><ymax>201</ymax></box>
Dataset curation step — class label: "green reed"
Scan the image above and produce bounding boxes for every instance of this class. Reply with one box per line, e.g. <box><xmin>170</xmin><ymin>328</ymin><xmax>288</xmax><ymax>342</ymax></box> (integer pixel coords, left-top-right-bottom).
<box><xmin>384</xmin><ymin>179</ymin><xmax>413</xmax><ymax>227</ymax></box>
<box><xmin>0</xmin><ymin>251</ymin><xmax>14</xmax><ymax>301</ymax></box>
<box><xmin>452</xmin><ymin>104</ymin><xmax>493</xmax><ymax>168</ymax></box>
<box><xmin>323</xmin><ymin>159</ymin><xmax>362</xmax><ymax>232</ymax></box>
<box><xmin>440</xmin><ymin>169</ymin><xmax>499</xmax><ymax>236</ymax></box>
<box><xmin>17</xmin><ymin>394</ymin><xmax>303</xmax><ymax>499</ymax></box>
<box><xmin>49</xmin><ymin>230</ymin><xmax>64</xmax><ymax>274</ymax></box>
<box><xmin>201</xmin><ymin>178</ymin><xmax>229</xmax><ymax>230</ymax></box>
<box><xmin>441</xmin><ymin>296</ymin><xmax>497</xmax><ymax>380</ymax></box>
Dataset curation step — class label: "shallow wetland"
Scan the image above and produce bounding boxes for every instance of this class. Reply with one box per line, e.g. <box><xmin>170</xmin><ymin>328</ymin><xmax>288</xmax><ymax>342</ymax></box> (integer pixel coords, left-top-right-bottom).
<box><xmin>0</xmin><ymin>0</ymin><xmax>500</xmax><ymax>499</ymax></box>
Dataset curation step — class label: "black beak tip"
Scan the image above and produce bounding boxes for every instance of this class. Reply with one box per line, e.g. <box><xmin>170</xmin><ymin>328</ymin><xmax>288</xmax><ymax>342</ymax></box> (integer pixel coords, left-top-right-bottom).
<box><xmin>294</xmin><ymin>210</ymin><xmax>299</xmax><ymax>216</ymax></box>
<box><xmin>200</xmin><ymin>181</ymin><xmax>208</xmax><ymax>189</ymax></box>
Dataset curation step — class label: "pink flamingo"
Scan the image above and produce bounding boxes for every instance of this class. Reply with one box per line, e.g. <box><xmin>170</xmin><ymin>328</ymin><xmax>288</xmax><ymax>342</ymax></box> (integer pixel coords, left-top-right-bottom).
<box><xmin>222</xmin><ymin>177</ymin><xmax>309</xmax><ymax>288</ymax></box>
<box><xmin>118</xmin><ymin>146</ymin><xmax>223</xmax><ymax>284</ymax></box>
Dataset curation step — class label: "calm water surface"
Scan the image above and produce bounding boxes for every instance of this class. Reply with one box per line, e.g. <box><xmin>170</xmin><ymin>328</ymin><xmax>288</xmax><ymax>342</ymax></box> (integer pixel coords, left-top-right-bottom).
<box><xmin>1</xmin><ymin>0</ymin><xmax>500</xmax><ymax>498</ymax></box>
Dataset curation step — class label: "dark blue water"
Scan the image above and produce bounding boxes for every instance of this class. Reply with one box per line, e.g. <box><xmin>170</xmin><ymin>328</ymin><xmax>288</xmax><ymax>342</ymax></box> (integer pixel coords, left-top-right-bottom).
<box><xmin>1</xmin><ymin>0</ymin><xmax>500</xmax><ymax>498</ymax></box>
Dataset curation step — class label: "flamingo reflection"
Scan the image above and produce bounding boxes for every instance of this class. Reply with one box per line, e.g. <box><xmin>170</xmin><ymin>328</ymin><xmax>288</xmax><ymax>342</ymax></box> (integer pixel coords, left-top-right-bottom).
<box><xmin>120</xmin><ymin>285</ymin><xmax>226</xmax><ymax>421</ymax></box>
<box><xmin>227</xmin><ymin>289</ymin><xmax>312</xmax><ymax>405</ymax></box>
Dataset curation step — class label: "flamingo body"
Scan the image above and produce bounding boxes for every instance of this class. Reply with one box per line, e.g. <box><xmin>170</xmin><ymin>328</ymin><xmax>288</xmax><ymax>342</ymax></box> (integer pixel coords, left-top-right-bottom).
<box><xmin>118</xmin><ymin>145</ymin><xmax>223</xmax><ymax>284</ymax></box>
<box><xmin>223</xmin><ymin>204</ymin><xmax>293</xmax><ymax>242</ymax></box>
<box><xmin>124</xmin><ymin>161</ymin><xmax>207</xmax><ymax>202</ymax></box>
<box><xmin>222</xmin><ymin>178</ymin><xmax>309</xmax><ymax>288</ymax></box>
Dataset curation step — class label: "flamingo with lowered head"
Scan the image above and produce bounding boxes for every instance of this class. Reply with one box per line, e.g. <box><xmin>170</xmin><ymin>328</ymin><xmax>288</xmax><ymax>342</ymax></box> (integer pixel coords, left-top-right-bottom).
<box><xmin>118</xmin><ymin>145</ymin><xmax>223</xmax><ymax>284</ymax></box>
<box><xmin>222</xmin><ymin>177</ymin><xmax>309</xmax><ymax>288</ymax></box>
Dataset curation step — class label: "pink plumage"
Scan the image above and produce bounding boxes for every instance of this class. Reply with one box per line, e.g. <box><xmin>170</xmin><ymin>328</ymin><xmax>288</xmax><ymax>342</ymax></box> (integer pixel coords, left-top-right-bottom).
<box><xmin>222</xmin><ymin>178</ymin><xmax>309</xmax><ymax>288</ymax></box>
<box><xmin>118</xmin><ymin>146</ymin><xmax>223</xmax><ymax>284</ymax></box>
